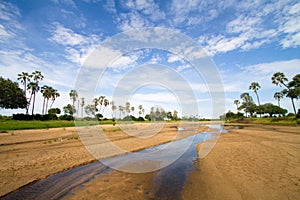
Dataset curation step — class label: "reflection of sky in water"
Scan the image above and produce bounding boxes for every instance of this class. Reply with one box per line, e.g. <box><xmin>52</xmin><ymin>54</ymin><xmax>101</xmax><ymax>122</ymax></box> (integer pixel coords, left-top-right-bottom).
<box><xmin>102</xmin><ymin>124</ymin><xmax>223</xmax><ymax>171</ymax></box>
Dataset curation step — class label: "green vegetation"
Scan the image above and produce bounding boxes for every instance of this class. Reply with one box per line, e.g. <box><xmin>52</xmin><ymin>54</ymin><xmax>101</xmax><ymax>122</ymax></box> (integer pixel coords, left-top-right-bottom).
<box><xmin>224</xmin><ymin>72</ymin><xmax>299</xmax><ymax>126</ymax></box>
<box><xmin>0</xmin><ymin>77</ymin><xmax>27</xmax><ymax>109</ymax></box>
<box><xmin>0</xmin><ymin>120</ymin><xmax>110</xmax><ymax>131</ymax></box>
<box><xmin>227</xmin><ymin>117</ymin><xmax>300</xmax><ymax>126</ymax></box>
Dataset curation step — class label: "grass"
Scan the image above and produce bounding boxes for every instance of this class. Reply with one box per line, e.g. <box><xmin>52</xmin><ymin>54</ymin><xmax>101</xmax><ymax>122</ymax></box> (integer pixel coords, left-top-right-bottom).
<box><xmin>0</xmin><ymin>120</ymin><xmax>117</xmax><ymax>131</ymax></box>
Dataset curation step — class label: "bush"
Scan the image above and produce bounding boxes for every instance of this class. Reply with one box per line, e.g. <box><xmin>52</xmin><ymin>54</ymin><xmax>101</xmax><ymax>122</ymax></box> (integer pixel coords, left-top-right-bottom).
<box><xmin>59</xmin><ymin>114</ymin><xmax>74</xmax><ymax>121</ymax></box>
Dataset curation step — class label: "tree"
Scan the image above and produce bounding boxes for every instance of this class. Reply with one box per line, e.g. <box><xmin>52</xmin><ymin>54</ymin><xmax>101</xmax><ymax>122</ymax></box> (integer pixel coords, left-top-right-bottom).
<box><xmin>111</xmin><ymin>101</ymin><xmax>117</xmax><ymax>118</ymax></box>
<box><xmin>173</xmin><ymin>110</ymin><xmax>178</xmax><ymax>120</ymax></box>
<box><xmin>138</xmin><ymin>105</ymin><xmax>143</xmax><ymax>117</ymax></box>
<box><xmin>41</xmin><ymin>85</ymin><xmax>53</xmax><ymax>115</ymax></box>
<box><xmin>84</xmin><ymin>104</ymin><xmax>96</xmax><ymax>116</ymax></box>
<box><xmin>28</xmin><ymin>71</ymin><xmax>44</xmax><ymax>115</ymax></box>
<box><xmin>118</xmin><ymin>105</ymin><xmax>124</xmax><ymax>119</ymax></box>
<box><xmin>125</xmin><ymin>102</ymin><xmax>131</xmax><ymax>116</ymax></box>
<box><xmin>63</xmin><ymin>104</ymin><xmax>75</xmax><ymax>115</ymax></box>
<box><xmin>69</xmin><ymin>90</ymin><xmax>78</xmax><ymax>116</ymax></box>
<box><xmin>27</xmin><ymin>82</ymin><xmax>39</xmax><ymax>115</ymax></box>
<box><xmin>271</xmin><ymin>72</ymin><xmax>288</xmax><ymax>87</ymax></box>
<box><xmin>131</xmin><ymin>106</ymin><xmax>135</xmax><ymax>116</ymax></box>
<box><xmin>249</xmin><ymin>82</ymin><xmax>261</xmax><ymax>106</ymax></box>
<box><xmin>49</xmin><ymin>89</ymin><xmax>60</xmax><ymax>108</ymax></box>
<box><xmin>258</xmin><ymin>103</ymin><xmax>287</xmax><ymax>117</ymax></box>
<box><xmin>239</xmin><ymin>92</ymin><xmax>256</xmax><ymax>117</ymax></box>
<box><xmin>0</xmin><ymin>77</ymin><xmax>27</xmax><ymax>109</ymax></box>
<box><xmin>233</xmin><ymin>100</ymin><xmax>240</xmax><ymax>111</ymax></box>
<box><xmin>80</xmin><ymin>97</ymin><xmax>85</xmax><ymax>118</ymax></box>
<box><xmin>48</xmin><ymin>108</ymin><xmax>61</xmax><ymax>115</ymax></box>
<box><xmin>102</xmin><ymin>98</ymin><xmax>109</xmax><ymax>114</ymax></box>
<box><xmin>17</xmin><ymin>72</ymin><xmax>32</xmax><ymax>114</ymax></box>
<box><xmin>272</xmin><ymin>72</ymin><xmax>299</xmax><ymax>115</ymax></box>
<box><xmin>274</xmin><ymin>92</ymin><xmax>283</xmax><ymax>107</ymax></box>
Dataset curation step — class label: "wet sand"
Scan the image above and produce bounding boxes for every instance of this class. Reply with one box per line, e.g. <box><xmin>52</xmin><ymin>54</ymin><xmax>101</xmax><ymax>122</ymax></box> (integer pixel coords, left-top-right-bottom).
<box><xmin>0</xmin><ymin>122</ymin><xmax>207</xmax><ymax>197</ymax></box>
<box><xmin>183</xmin><ymin>124</ymin><xmax>300</xmax><ymax>200</ymax></box>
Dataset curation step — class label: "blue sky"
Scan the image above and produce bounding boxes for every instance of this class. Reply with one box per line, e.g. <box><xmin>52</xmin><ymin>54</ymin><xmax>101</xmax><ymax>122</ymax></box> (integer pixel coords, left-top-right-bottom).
<box><xmin>0</xmin><ymin>0</ymin><xmax>299</xmax><ymax>118</ymax></box>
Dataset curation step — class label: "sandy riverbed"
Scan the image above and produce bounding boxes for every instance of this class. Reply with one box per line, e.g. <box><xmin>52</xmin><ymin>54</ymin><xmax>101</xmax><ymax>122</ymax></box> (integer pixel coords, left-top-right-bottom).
<box><xmin>183</xmin><ymin>124</ymin><xmax>300</xmax><ymax>200</ymax></box>
<box><xmin>64</xmin><ymin>124</ymin><xmax>300</xmax><ymax>200</ymax></box>
<box><xmin>0</xmin><ymin>122</ymin><xmax>207</xmax><ymax>197</ymax></box>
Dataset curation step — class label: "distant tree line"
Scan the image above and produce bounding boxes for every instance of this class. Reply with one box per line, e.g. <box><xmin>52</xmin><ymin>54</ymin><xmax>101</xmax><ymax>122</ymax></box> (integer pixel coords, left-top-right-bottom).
<box><xmin>224</xmin><ymin>72</ymin><xmax>300</xmax><ymax>120</ymax></box>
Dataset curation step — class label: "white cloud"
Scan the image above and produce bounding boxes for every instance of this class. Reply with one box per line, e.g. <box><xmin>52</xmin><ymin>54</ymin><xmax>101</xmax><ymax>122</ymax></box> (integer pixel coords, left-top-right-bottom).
<box><xmin>48</xmin><ymin>22</ymin><xmax>101</xmax><ymax>64</ymax></box>
<box><xmin>49</xmin><ymin>23</ymin><xmax>87</xmax><ymax>46</ymax></box>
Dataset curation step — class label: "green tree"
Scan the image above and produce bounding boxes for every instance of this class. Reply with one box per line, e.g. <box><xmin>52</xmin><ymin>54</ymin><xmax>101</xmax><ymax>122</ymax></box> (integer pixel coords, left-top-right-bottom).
<box><xmin>274</xmin><ymin>92</ymin><xmax>283</xmax><ymax>107</ymax></box>
<box><xmin>102</xmin><ymin>98</ymin><xmax>109</xmax><ymax>114</ymax></box>
<box><xmin>48</xmin><ymin>108</ymin><xmax>61</xmax><ymax>115</ymax></box>
<box><xmin>41</xmin><ymin>85</ymin><xmax>53</xmax><ymax>115</ymax></box>
<box><xmin>17</xmin><ymin>72</ymin><xmax>32</xmax><ymax>114</ymax></box>
<box><xmin>69</xmin><ymin>90</ymin><xmax>78</xmax><ymax>116</ymax></box>
<box><xmin>239</xmin><ymin>92</ymin><xmax>256</xmax><ymax>117</ymax></box>
<box><xmin>49</xmin><ymin>89</ymin><xmax>60</xmax><ymax>109</ymax></box>
<box><xmin>0</xmin><ymin>77</ymin><xmax>27</xmax><ymax>109</ymax></box>
<box><xmin>125</xmin><ymin>102</ymin><xmax>131</xmax><ymax>116</ymax></box>
<box><xmin>27</xmin><ymin>82</ymin><xmax>39</xmax><ymax>115</ymax></box>
<box><xmin>80</xmin><ymin>97</ymin><xmax>85</xmax><ymax>118</ymax></box>
<box><xmin>233</xmin><ymin>99</ymin><xmax>240</xmax><ymax>111</ymax></box>
<box><xmin>272</xmin><ymin>72</ymin><xmax>298</xmax><ymax>115</ymax></box>
<box><xmin>258</xmin><ymin>103</ymin><xmax>287</xmax><ymax>117</ymax></box>
<box><xmin>84</xmin><ymin>104</ymin><xmax>96</xmax><ymax>116</ymax></box>
<box><xmin>249</xmin><ymin>82</ymin><xmax>261</xmax><ymax>107</ymax></box>
<box><xmin>63</xmin><ymin>104</ymin><xmax>75</xmax><ymax>115</ymax></box>
<box><xmin>28</xmin><ymin>71</ymin><xmax>44</xmax><ymax>115</ymax></box>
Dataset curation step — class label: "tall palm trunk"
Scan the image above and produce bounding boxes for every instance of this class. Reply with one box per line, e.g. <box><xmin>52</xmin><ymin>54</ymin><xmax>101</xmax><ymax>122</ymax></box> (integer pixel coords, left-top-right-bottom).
<box><xmin>42</xmin><ymin>97</ymin><xmax>46</xmax><ymax>115</ymax></box>
<box><xmin>46</xmin><ymin>99</ymin><xmax>49</xmax><ymax>114</ymax></box>
<box><xmin>255</xmin><ymin>92</ymin><xmax>261</xmax><ymax>117</ymax></box>
<box><xmin>32</xmin><ymin>92</ymin><xmax>36</xmax><ymax>115</ymax></box>
<box><xmin>290</xmin><ymin>97</ymin><xmax>297</xmax><ymax>115</ymax></box>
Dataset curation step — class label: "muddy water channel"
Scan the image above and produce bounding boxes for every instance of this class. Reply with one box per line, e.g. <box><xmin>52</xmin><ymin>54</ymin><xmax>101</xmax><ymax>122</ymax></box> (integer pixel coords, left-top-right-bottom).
<box><xmin>3</xmin><ymin>125</ymin><xmax>224</xmax><ymax>200</ymax></box>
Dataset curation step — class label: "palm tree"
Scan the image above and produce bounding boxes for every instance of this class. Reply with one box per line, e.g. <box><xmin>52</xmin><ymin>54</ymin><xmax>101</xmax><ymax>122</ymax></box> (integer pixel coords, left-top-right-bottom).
<box><xmin>249</xmin><ymin>82</ymin><xmax>261</xmax><ymax>106</ymax></box>
<box><xmin>41</xmin><ymin>85</ymin><xmax>52</xmax><ymax>115</ymax></box>
<box><xmin>274</xmin><ymin>92</ymin><xmax>283</xmax><ymax>107</ymax></box>
<box><xmin>98</xmin><ymin>96</ymin><xmax>105</xmax><ymax>112</ymax></box>
<box><xmin>17</xmin><ymin>72</ymin><xmax>32</xmax><ymax>114</ymax></box>
<box><xmin>125</xmin><ymin>102</ymin><xmax>131</xmax><ymax>116</ymax></box>
<box><xmin>233</xmin><ymin>100</ymin><xmax>240</xmax><ymax>111</ymax></box>
<box><xmin>249</xmin><ymin>82</ymin><xmax>261</xmax><ymax>117</ymax></box>
<box><xmin>271</xmin><ymin>72</ymin><xmax>288</xmax><ymax>87</ymax></box>
<box><xmin>27</xmin><ymin>82</ymin><xmax>39</xmax><ymax>115</ymax></box>
<box><xmin>30</xmin><ymin>71</ymin><xmax>43</xmax><ymax>115</ymax></box>
<box><xmin>111</xmin><ymin>101</ymin><xmax>116</xmax><ymax>118</ymax></box>
<box><xmin>138</xmin><ymin>105</ymin><xmax>143</xmax><ymax>117</ymax></box>
<box><xmin>69</xmin><ymin>90</ymin><xmax>78</xmax><ymax>115</ymax></box>
<box><xmin>80</xmin><ymin>97</ymin><xmax>85</xmax><ymax>118</ymax></box>
<box><xmin>131</xmin><ymin>106</ymin><xmax>135</xmax><ymax>116</ymax></box>
<box><xmin>240</xmin><ymin>92</ymin><xmax>255</xmax><ymax>117</ymax></box>
<box><xmin>272</xmin><ymin>72</ymin><xmax>297</xmax><ymax>115</ymax></box>
<box><xmin>49</xmin><ymin>89</ymin><xmax>60</xmax><ymax>109</ymax></box>
<box><xmin>102</xmin><ymin>98</ymin><xmax>109</xmax><ymax>114</ymax></box>
<box><xmin>118</xmin><ymin>105</ymin><xmax>124</xmax><ymax>119</ymax></box>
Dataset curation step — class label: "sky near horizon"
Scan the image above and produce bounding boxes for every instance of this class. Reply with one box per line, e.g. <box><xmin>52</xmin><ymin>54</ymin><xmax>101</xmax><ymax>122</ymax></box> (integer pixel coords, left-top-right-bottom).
<box><xmin>0</xmin><ymin>0</ymin><xmax>299</xmax><ymax>118</ymax></box>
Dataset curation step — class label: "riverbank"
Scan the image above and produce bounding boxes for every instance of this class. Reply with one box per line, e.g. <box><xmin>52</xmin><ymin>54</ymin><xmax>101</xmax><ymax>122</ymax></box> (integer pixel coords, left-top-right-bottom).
<box><xmin>0</xmin><ymin>122</ymin><xmax>208</xmax><ymax>197</ymax></box>
<box><xmin>183</xmin><ymin>124</ymin><xmax>300</xmax><ymax>199</ymax></box>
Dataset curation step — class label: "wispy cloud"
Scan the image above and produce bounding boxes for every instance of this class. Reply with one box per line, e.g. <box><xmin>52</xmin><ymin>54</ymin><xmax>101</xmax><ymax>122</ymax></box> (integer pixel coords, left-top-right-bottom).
<box><xmin>48</xmin><ymin>22</ymin><xmax>101</xmax><ymax>64</ymax></box>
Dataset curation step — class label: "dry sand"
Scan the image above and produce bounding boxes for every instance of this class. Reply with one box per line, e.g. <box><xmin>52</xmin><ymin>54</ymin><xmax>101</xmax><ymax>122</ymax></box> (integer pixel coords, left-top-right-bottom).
<box><xmin>0</xmin><ymin>122</ymin><xmax>206</xmax><ymax>197</ymax></box>
<box><xmin>183</xmin><ymin>124</ymin><xmax>300</xmax><ymax>200</ymax></box>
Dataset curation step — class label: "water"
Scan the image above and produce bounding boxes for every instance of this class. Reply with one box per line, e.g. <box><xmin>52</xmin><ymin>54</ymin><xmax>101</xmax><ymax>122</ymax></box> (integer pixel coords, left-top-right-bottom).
<box><xmin>2</xmin><ymin>124</ymin><xmax>224</xmax><ymax>200</ymax></box>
